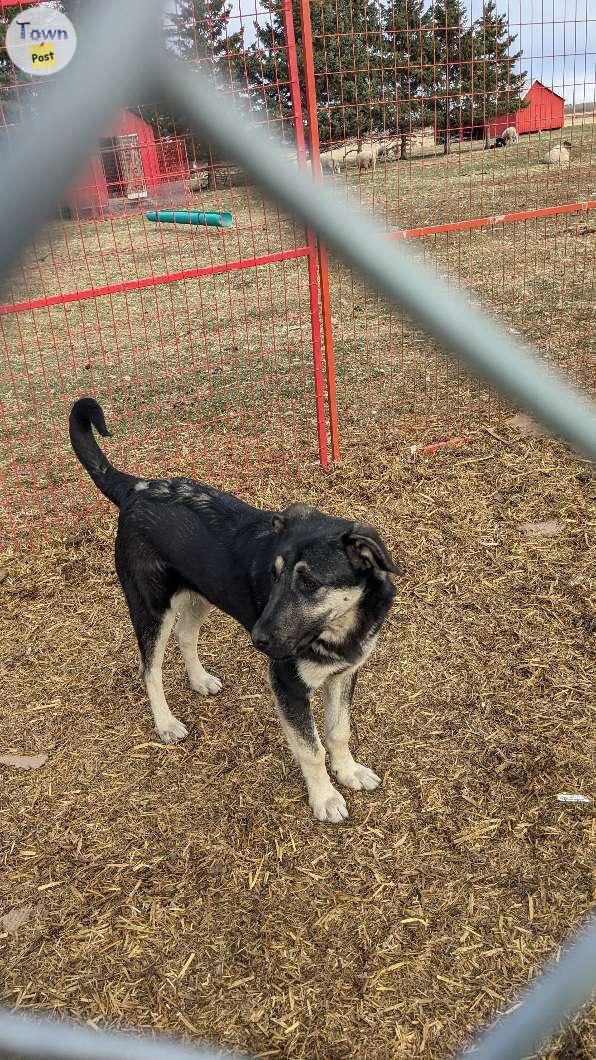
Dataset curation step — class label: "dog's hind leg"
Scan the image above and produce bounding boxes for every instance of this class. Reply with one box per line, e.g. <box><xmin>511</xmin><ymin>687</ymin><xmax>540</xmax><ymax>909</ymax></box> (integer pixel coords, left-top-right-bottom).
<box><xmin>324</xmin><ymin>670</ymin><xmax>381</xmax><ymax>792</ymax></box>
<box><xmin>134</xmin><ymin>598</ymin><xmax>188</xmax><ymax>743</ymax></box>
<box><xmin>175</xmin><ymin>592</ymin><xmax>222</xmax><ymax>696</ymax></box>
<box><xmin>115</xmin><ymin>532</ymin><xmax>189</xmax><ymax>743</ymax></box>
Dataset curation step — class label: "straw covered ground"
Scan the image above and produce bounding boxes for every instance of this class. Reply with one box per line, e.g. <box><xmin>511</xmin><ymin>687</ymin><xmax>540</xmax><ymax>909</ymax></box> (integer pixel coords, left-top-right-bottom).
<box><xmin>1</xmin><ymin>423</ymin><xmax>594</xmax><ymax>1059</ymax></box>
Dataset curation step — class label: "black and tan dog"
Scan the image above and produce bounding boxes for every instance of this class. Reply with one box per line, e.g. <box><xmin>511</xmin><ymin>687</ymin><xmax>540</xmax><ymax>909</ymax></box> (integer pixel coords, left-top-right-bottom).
<box><xmin>69</xmin><ymin>398</ymin><xmax>401</xmax><ymax>823</ymax></box>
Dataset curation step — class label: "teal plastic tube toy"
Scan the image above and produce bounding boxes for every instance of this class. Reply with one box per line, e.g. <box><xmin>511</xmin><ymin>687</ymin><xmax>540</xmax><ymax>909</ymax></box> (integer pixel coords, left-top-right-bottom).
<box><xmin>146</xmin><ymin>210</ymin><xmax>233</xmax><ymax>228</ymax></box>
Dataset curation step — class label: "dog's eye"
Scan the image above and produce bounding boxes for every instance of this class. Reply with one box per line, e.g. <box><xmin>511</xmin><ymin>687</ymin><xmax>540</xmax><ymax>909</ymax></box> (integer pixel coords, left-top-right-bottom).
<box><xmin>295</xmin><ymin>567</ymin><xmax>320</xmax><ymax>594</ymax></box>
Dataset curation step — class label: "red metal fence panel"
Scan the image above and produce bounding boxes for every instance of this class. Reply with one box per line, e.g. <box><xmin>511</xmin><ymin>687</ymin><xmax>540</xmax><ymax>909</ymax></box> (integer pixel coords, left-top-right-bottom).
<box><xmin>156</xmin><ymin>136</ymin><xmax>189</xmax><ymax>183</ymax></box>
<box><xmin>0</xmin><ymin>0</ymin><xmax>329</xmax><ymax>542</ymax></box>
<box><xmin>0</xmin><ymin>0</ymin><xmax>594</xmax><ymax>542</ymax></box>
<box><xmin>298</xmin><ymin>0</ymin><xmax>595</xmax><ymax>441</ymax></box>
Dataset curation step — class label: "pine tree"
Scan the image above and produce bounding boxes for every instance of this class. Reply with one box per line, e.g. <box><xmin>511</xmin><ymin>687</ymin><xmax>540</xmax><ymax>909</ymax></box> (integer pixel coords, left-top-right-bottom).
<box><xmin>240</xmin><ymin>0</ymin><xmax>384</xmax><ymax>147</ymax></box>
<box><xmin>381</xmin><ymin>1</ymin><xmax>435</xmax><ymax>159</ymax></box>
<box><xmin>237</xmin><ymin>0</ymin><xmax>296</xmax><ymax>137</ymax></box>
<box><xmin>430</xmin><ymin>0</ymin><xmax>471</xmax><ymax>154</ymax></box>
<box><xmin>155</xmin><ymin>0</ymin><xmax>244</xmax><ymax>142</ymax></box>
<box><xmin>165</xmin><ymin>0</ymin><xmax>243</xmax><ymax>67</ymax></box>
<box><xmin>310</xmin><ymin>0</ymin><xmax>384</xmax><ymax>143</ymax></box>
<box><xmin>467</xmin><ymin>0</ymin><xmax>526</xmax><ymax>141</ymax></box>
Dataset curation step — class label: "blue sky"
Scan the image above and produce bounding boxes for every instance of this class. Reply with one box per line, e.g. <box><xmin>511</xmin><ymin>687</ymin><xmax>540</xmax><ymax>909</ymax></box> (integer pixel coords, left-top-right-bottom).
<box><xmin>229</xmin><ymin>0</ymin><xmax>594</xmax><ymax>104</ymax></box>
<box><xmin>480</xmin><ymin>0</ymin><xmax>595</xmax><ymax>103</ymax></box>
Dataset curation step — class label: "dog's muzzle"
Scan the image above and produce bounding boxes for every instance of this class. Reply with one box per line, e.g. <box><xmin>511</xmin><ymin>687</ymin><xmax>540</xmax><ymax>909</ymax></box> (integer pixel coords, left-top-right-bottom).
<box><xmin>251</xmin><ymin>628</ymin><xmax>272</xmax><ymax>653</ymax></box>
<box><xmin>251</xmin><ymin>625</ymin><xmax>317</xmax><ymax>659</ymax></box>
<box><xmin>251</xmin><ymin>623</ymin><xmax>286</xmax><ymax>656</ymax></box>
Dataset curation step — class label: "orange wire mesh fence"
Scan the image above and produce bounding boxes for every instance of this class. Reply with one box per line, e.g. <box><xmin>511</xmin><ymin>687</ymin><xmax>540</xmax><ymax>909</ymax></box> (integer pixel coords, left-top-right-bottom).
<box><xmin>0</xmin><ymin>0</ymin><xmax>594</xmax><ymax>542</ymax></box>
<box><xmin>296</xmin><ymin>0</ymin><xmax>594</xmax><ymax>439</ymax></box>
<box><xmin>0</xmin><ymin>0</ymin><xmax>328</xmax><ymax>541</ymax></box>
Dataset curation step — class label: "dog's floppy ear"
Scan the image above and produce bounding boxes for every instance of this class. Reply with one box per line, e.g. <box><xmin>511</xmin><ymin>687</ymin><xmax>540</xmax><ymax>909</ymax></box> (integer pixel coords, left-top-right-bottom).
<box><xmin>343</xmin><ymin>523</ymin><xmax>401</xmax><ymax>574</ymax></box>
<box><xmin>273</xmin><ymin>503</ymin><xmax>316</xmax><ymax>534</ymax></box>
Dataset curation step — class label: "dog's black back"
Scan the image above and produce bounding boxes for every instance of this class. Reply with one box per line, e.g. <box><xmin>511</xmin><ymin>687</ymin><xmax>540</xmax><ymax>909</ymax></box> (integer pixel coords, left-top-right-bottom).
<box><xmin>69</xmin><ymin>397</ymin><xmax>398</xmax><ymax>655</ymax></box>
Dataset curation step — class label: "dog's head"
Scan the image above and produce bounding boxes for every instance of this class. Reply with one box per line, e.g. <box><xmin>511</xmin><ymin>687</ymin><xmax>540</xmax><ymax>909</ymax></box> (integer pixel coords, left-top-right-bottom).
<box><xmin>251</xmin><ymin>503</ymin><xmax>402</xmax><ymax>659</ymax></box>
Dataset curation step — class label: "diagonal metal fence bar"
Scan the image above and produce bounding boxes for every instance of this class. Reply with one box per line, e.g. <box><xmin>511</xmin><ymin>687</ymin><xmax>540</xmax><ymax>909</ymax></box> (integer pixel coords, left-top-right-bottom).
<box><xmin>456</xmin><ymin>915</ymin><xmax>596</xmax><ymax>1059</ymax></box>
<box><xmin>0</xmin><ymin>1009</ymin><xmax>243</xmax><ymax>1060</ymax></box>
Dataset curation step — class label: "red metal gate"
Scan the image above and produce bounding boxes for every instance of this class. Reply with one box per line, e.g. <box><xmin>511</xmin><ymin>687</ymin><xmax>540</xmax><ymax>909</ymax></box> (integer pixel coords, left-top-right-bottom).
<box><xmin>297</xmin><ymin>0</ymin><xmax>595</xmax><ymax>440</ymax></box>
<box><xmin>0</xmin><ymin>0</ymin><xmax>330</xmax><ymax>542</ymax></box>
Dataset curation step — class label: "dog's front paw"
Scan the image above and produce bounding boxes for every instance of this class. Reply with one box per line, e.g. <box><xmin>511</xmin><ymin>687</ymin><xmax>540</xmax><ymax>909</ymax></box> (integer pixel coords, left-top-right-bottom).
<box><xmin>157</xmin><ymin>716</ymin><xmax>189</xmax><ymax>743</ymax></box>
<box><xmin>334</xmin><ymin>762</ymin><xmax>381</xmax><ymax>792</ymax></box>
<box><xmin>310</xmin><ymin>787</ymin><xmax>349</xmax><ymax>824</ymax></box>
<box><xmin>190</xmin><ymin>672</ymin><xmax>223</xmax><ymax>696</ymax></box>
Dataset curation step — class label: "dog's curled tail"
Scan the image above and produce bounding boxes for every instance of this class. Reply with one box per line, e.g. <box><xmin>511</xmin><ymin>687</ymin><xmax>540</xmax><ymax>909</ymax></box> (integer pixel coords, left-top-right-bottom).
<box><xmin>69</xmin><ymin>398</ymin><xmax>138</xmax><ymax>507</ymax></box>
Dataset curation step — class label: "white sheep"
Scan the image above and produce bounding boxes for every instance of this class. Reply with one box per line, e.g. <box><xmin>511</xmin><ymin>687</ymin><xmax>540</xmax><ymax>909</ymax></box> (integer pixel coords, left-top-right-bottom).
<box><xmin>344</xmin><ymin>139</ymin><xmax>380</xmax><ymax>174</ymax></box>
<box><xmin>377</xmin><ymin>139</ymin><xmax>399</xmax><ymax>162</ymax></box>
<box><xmin>319</xmin><ymin>138</ymin><xmax>380</xmax><ymax>175</ymax></box>
<box><xmin>542</xmin><ymin>140</ymin><xmax>572</xmax><ymax>165</ymax></box>
<box><xmin>319</xmin><ymin>144</ymin><xmax>353</xmax><ymax>174</ymax></box>
<box><xmin>502</xmin><ymin>126</ymin><xmax>519</xmax><ymax>145</ymax></box>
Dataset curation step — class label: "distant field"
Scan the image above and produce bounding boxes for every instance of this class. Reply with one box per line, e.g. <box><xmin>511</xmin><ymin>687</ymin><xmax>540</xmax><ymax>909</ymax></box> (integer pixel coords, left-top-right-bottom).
<box><xmin>565</xmin><ymin>110</ymin><xmax>596</xmax><ymax>125</ymax></box>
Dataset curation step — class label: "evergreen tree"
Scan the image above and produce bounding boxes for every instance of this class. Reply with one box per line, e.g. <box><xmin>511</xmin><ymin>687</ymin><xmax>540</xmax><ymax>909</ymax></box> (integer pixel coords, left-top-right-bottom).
<box><xmin>154</xmin><ymin>0</ymin><xmax>243</xmax><ymax>142</ymax></box>
<box><xmin>467</xmin><ymin>0</ymin><xmax>526</xmax><ymax>140</ymax></box>
<box><xmin>165</xmin><ymin>0</ymin><xmax>243</xmax><ymax>68</ymax></box>
<box><xmin>381</xmin><ymin>1</ymin><xmax>435</xmax><ymax>158</ymax></box>
<box><xmin>240</xmin><ymin>0</ymin><xmax>385</xmax><ymax>146</ymax></box>
<box><xmin>429</xmin><ymin>0</ymin><xmax>471</xmax><ymax>154</ymax></box>
<box><xmin>310</xmin><ymin>0</ymin><xmax>384</xmax><ymax>142</ymax></box>
<box><xmin>238</xmin><ymin>1</ymin><xmax>528</xmax><ymax>156</ymax></box>
<box><xmin>237</xmin><ymin>0</ymin><xmax>296</xmax><ymax>138</ymax></box>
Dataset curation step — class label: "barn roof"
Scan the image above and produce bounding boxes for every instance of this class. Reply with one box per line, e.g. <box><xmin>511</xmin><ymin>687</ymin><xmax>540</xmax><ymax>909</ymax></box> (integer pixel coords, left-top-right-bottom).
<box><xmin>525</xmin><ymin>79</ymin><xmax>566</xmax><ymax>102</ymax></box>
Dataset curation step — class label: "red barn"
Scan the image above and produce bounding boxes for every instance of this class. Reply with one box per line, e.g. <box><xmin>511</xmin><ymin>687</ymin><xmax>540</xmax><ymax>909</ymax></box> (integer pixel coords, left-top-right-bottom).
<box><xmin>67</xmin><ymin>110</ymin><xmax>185</xmax><ymax>217</ymax></box>
<box><xmin>487</xmin><ymin>80</ymin><xmax>565</xmax><ymax>138</ymax></box>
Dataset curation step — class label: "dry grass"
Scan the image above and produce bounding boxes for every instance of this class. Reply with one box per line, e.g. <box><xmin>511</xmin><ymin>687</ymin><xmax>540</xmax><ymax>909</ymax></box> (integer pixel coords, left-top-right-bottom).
<box><xmin>329</xmin><ymin>122</ymin><xmax>596</xmax><ymax>224</ymax></box>
<box><xmin>1</xmin><ymin>426</ymin><xmax>594</xmax><ymax>1058</ymax></box>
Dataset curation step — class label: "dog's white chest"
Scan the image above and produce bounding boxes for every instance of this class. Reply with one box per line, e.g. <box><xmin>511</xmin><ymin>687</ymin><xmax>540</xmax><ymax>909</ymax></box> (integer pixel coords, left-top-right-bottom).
<box><xmin>297</xmin><ymin>632</ymin><xmax>379</xmax><ymax>690</ymax></box>
<box><xmin>297</xmin><ymin>658</ymin><xmax>346</xmax><ymax>690</ymax></box>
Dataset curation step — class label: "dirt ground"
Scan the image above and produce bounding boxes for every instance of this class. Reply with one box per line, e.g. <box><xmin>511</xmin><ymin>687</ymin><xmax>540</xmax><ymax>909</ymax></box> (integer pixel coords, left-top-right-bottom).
<box><xmin>1</xmin><ymin>425</ymin><xmax>594</xmax><ymax>1059</ymax></box>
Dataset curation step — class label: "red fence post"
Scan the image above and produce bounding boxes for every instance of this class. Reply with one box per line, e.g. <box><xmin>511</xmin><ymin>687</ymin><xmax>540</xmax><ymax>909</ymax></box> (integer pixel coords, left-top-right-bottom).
<box><xmin>293</xmin><ymin>0</ymin><xmax>340</xmax><ymax>462</ymax></box>
<box><xmin>282</xmin><ymin>0</ymin><xmax>329</xmax><ymax>469</ymax></box>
